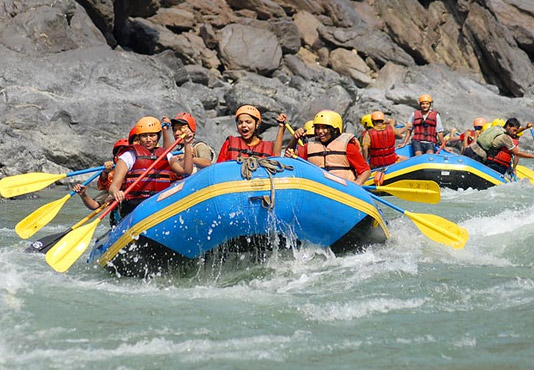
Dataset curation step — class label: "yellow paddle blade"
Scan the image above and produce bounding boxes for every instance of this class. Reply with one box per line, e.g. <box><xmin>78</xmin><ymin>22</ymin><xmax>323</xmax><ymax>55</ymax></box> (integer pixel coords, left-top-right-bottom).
<box><xmin>376</xmin><ymin>180</ymin><xmax>441</xmax><ymax>204</ymax></box>
<box><xmin>515</xmin><ymin>165</ymin><xmax>534</xmax><ymax>185</ymax></box>
<box><xmin>15</xmin><ymin>194</ymin><xmax>72</xmax><ymax>239</ymax></box>
<box><xmin>404</xmin><ymin>211</ymin><xmax>468</xmax><ymax>250</ymax></box>
<box><xmin>45</xmin><ymin>218</ymin><xmax>101</xmax><ymax>273</ymax></box>
<box><xmin>0</xmin><ymin>172</ymin><xmax>67</xmax><ymax>198</ymax></box>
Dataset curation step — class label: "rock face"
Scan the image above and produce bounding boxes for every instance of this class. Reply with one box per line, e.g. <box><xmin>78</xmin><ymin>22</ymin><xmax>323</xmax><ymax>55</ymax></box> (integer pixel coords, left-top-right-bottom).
<box><xmin>1</xmin><ymin>0</ymin><xmax>534</xmax><ymax>177</ymax></box>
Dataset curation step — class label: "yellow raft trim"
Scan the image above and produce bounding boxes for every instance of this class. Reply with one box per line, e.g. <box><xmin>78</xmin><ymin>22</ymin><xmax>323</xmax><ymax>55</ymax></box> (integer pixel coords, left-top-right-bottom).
<box><xmin>364</xmin><ymin>162</ymin><xmax>508</xmax><ymax>187</ymax></box>
<box><xmin>98</xmin><ymin>177</ymin><xmax>389</xmax><ymax>266</ymax></box>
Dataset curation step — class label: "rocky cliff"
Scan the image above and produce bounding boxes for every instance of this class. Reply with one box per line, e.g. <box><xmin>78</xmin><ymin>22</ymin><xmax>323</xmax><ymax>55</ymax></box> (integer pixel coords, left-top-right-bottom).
<box><xmin>1</xmin><ymin>0</ymin><xmax>534</xmax><ymax>176</ymax></box>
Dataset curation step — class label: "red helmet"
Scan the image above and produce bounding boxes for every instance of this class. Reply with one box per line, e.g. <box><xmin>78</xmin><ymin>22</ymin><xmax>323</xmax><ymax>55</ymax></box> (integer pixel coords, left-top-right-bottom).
<box><xmin>171</xmin><ymin>112</ymin><xmax>197</xmax><ymax>133</ymax></box>
<box><xmin>128</xmin><ymin>126</ymin><xmax>138</xmax><ymax>144</ymax></box>
<box><xmin>112</xmin><ymin>138</ymin><xmax>129</xmax><ymax>156</ymax></box>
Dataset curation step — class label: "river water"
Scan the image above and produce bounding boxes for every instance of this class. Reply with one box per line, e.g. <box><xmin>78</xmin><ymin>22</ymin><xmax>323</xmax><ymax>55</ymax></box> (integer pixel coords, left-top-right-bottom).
<box><xmin>1</xmin><ymin>173</ymin><xmax>534</xmax><ymax>369</ymax></box>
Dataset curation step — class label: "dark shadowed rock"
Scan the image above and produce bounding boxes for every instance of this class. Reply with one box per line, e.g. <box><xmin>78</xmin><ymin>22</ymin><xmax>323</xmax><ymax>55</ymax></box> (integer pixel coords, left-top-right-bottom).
<box><xmin>75</xmin><ymin>0</ymin><xmax>116</xmax><ymax>46</ymax></box>
<box><xmin>463</xmin><ymin>3</ymin><xmax>534</xmax><ymax>97</ymax></box>
<box><xmin>268</xmin><ymin>19</ymin><xmax>301</xmax><ymax>55</ymax></box>
<box><xmin>218</xmin><ymin>24</ymin><xmax>282</xmax><ymax>75</ymax></box>
<box><xmin>153</xmin><ymin>49</ymin><xmax>189</xmax><ymax>85</ymax></box>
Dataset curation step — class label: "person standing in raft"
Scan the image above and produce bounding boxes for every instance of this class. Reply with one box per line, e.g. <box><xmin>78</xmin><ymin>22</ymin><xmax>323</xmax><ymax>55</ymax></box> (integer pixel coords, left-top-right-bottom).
<box><xmin>286</xmin><ymin>110</ymin><xmax>371</xmax><ymax>186</ymax></box>
<box><xmin>216</xmin><ymin>105</ymin><xmax>285</xmax><ymax>162</ymax></box>
<box><xmin>464</xmin><ymin>118</ymin><xmax>534</xmax><ymax>175</ymax></box>
<box><xmin>108</xmin><ymin>116</ymin><xmax>194</xmax><ymax>217</ymax></box>
<box><xmin>400</xmin><ymin>94</ymin><xmax>446</xmax><ymax>155</ymax></box>
<box><xmin>161</xmin><ymin>112</ymin><xmax>216</xmax><ymax>173</ymax></box>
<box><xmin>362</xmin><ymin>111</ymin><xmax>407</xmax><ymax>168</ymax></box>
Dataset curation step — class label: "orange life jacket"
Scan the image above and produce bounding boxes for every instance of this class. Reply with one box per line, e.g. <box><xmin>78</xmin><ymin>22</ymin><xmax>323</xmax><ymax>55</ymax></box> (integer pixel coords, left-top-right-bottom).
<box><xmin>224</xmin><ymin>136</ymin><xmax>274</xmax><ymax>160</ymax></box>
<box><xmin>412</xmin><ymin>110</ymin><xmax>438</xmax><ymax>143</ymax></box>
<box><xmin>368</xmin><ymin>125</ymin><xmax>398</xmax><ymax>168</ymax></box>
<box><xmin>307</xmin><ymin>133</ymin><xmax>356</xmax><ymax>181</ymax></box>
<box><xmin>122</xmin><ymin>145</ymin><xmax>174</xmax><ymax>200</ymax></box>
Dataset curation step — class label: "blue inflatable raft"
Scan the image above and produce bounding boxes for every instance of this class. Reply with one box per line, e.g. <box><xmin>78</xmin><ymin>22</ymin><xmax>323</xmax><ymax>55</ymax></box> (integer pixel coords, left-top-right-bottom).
<box><xmin>365</xmin><ymin>144</ymin><xmax>511</xmax><ymax>190</ymax></box>
<box><xmin>89</xmin><ymin>157</ymin><xmax>389</xmax><ymax>276</ymax></box>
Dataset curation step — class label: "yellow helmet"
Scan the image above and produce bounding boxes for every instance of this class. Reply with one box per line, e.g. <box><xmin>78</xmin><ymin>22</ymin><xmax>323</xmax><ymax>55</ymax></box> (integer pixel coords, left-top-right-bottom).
<box><xmin>303</xmin><ymin>120</ymin><xmax>314</xmax><ymax>135</ymax></box>
<box><xmin>360</xmin><ymin>114</ymin><xmax>373</xmax><ymax>128</ymax></box>
<box><xmin>418</xmin><ymin>94</ymin><xmax>433</xmax><ymax>104</ymax></box>
<box><xmin>481</xmin><ymin>122</ymin><xmax>492</xmax><ymax>132</ymax></box>
<box><xmin>491</xmin><ymin>118</ymin><xmax>505</xmax><ymax>127</ymax></box>
<box><xmin>313</xmin><ymin>110</ymin><xmax>343</xmax><ymax>132</ymax></box>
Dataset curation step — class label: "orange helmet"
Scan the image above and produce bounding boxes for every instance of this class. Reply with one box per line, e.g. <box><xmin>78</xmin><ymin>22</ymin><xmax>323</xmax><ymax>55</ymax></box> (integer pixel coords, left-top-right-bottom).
<box><xmin>418</xmin><ymin>94</ymin><xmax>433</xmax><ymax>104</ymax></box>
<box><xmin>473</xmin><ymin>117</ymin><xmax>486</xmax><ymax>129</ymax></box>
<box><xmin>128</xmin><ymin>126</ymin><xmax>139</xmax><ymax>144</ymax></box>
<box><xmin>235</xmin><ymin>105</ymin><xmax>262</xmax><ymax>126</ymax></box>
<box><xmin>135</xmin><ymin>116</ymin><xmax>161</xmax><ymax>140</ymax></box>
<box><xmin>171</xmin><ymin>112</ymin><xmax>197</xmax><ymax>133</ymax></box>
<box><xmin>112</xmin><ymin>138</ymin><xmax>129</xmax><ymax>156</ymax></box>
<box><xmin>371</xmin><ymin>111</ymin><xmax>385</xmax><ymax>122</ymax></box>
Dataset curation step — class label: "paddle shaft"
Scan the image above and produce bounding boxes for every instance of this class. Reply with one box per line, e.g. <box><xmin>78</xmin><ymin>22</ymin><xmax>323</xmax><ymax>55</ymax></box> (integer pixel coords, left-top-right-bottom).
<box><xmin>284</xmin><ymin>123</ymin><xmax>305</xmax><ymax>147</ymax></box>
<box><xmin>66</xmin><ymin>166</ymin><xmax>106</xmax><ymax>178</ymax></box>
<box><xmin>68</xmin><ymin>170</ymin><xmax>103</xmax><ymax>196</ymax></box>
<box><xmin>368</xmin><ymin>192</ymin><xmax>404</xmax><ymax>213</ymax></box>
<box><xmin>99</xmin><ymin>137</ymin><xmax>185</xmax><ymax>220</ymax></box>
<box><xmin>29</xmin><ymin>203</ymin><xmax>108</xmax><ymax>253</ymax></box>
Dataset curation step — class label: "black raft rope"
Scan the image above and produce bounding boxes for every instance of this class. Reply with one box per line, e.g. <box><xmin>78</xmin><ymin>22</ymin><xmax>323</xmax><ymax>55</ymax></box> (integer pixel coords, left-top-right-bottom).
<box><xmin>236</xmin><ymin>156</ymin><xmax>294</xmax><ymax>209</ymax></box>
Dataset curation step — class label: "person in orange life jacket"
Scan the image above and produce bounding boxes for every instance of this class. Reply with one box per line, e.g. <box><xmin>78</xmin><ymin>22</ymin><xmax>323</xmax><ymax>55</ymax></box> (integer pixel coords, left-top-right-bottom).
<box><xmin>109</xmin><ymin>116</ymin><xmax>194</xmax><ymax>218</ymax></box>
<box><xmin>464</xmin><ymin>118</ymin><xmax>534</xmax><ymax>175</ymax></box>
<box><xmin>286</xmin><ymin>110</ymin><xmax>371</xmax><ymax>185</ymax></box>
<box><xmin>161</xmin><ymin>112</ymin><xmax>216</xmax><ymax>172</ymax></box>
<box><xmin>362</xmin><ymin>111</ymin><xmax>407</xmax><ymax>168</ymax></box>
<box><xmin>216</xmin><ymin>105</ymin><xmax>285</xmax><ymax>162</ymax></box>
<box><xmin>400</xmin><ymin>94</ymin><xmax>446</xmax><ymax>155</ymax></box>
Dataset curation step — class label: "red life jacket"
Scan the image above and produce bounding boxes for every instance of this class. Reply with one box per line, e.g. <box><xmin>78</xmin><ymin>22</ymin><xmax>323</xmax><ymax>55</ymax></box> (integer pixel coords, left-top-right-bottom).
<box><xmin>368</xmin><ymin>125</ymin><xmax>398</xmax><ymax>168</ymax></box>
<box><xmin>224</xmin><ymin>136</ymin><xmax>274</xmax><ymax>160</ymax></box>
<box><xmin>122</xmin><ymin>145</ymin><xmax>174</xmax><ymax>200</ymax></box>
<box><xmin>412</xmin><ymin>110</ymin><xmax>438</xmax><ymax>143</ymax></box>
<box><xmin>486</xmin><ymin>138</ymin><xmax>518</xmax><ymax>169</ymax></box>
<box><xmin>307</xmin><ymin>133</ymin><xmax>356</xmax><ymax>181</ymax></box>
<box><xmin>459</xmin><ymin>130</ymin><xmax>475</xmax><ymax>146</ymax></box>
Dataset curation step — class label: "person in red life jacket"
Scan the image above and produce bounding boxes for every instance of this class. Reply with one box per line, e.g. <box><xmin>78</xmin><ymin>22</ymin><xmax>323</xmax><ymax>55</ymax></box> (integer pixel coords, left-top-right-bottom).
<box><xmin>362</xmin><ymin>111</ymin><xmax>407</xmax><ymax>168</ymax></box>
<box><xmin>72</xmin><ymin>138</ymin><xmax>130</xmax><ymax>226</ymax></box>
<box><xmin>283</xmin><ymin>119</ymin><xmax>315</xmax><ymax>157</ymax></box>
<box><xmin>108</xmin><ymin>116</ymin><xmax>194</xmax><ymax>218</ymax></box>
<box><xmin>286</xmin><ymin>110</ymin><xmax>371</xmax><ymax>185</ymax></box>
<box><xmin>400</xmin><ymin>94</ymin><xmax>446</xmax><ymax>155</ymax></box>
<box><xmin>216</xmin><ymin>105</ymin><xmax>285</xmax><ymax>162</ymax></box>
<box><xmin>161</xmin><ymin>112</ymin><xmax>216</xmax><ymax>173</ymax></box>
<box><xmin>453</xmin><ymin>118</ymin><xmax>485</xmax><ymax>154</ymax></box>
<box><xmin>464</xmin><ymin>118</ymin><xmax>534</xmax><ymax>175</ymax></box>
<box><xmin>96</xmin><ymin>138</ymin><xmax>130</xmax><ymax>191</ymax></box>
